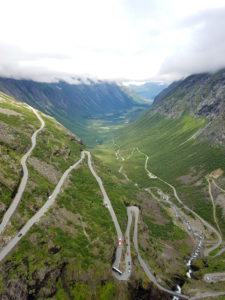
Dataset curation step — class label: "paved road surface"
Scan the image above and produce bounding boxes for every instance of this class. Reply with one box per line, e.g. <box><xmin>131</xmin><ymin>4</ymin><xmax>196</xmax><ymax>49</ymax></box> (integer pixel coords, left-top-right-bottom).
<box><xmin>158</xmin><ymin>177</ymin><xmax>222</xmax><ymax>257</ymax></box>
<box><xmin>84</xmin><ymin>151</ymin><xmax>124</xmax><ymax>272</ymax></box>
<box><xmin>207</xmin><ymin>178</ymin><xmax>222</xmax><ymax>236</ymax></box>
<box><xmin>137</xmin><ymin>148</ymin><xmax>222</xmax><ymax>254</ymax></box>
<box><xmin>212</xmin><ymin>180</ymin><xmax>225</xmax><ymax>193</ymax></box>
<box><xmin>0</xmin><ymin>141</ymin><xmax>224</xmax><ymax>299</ymax></box>
<box><xmin>115</xmin><ymin>145</ymin><xmax>225</xmax><ymax>299</ymax></box>
<box><xmin>0</xmin><ymin>107</ymin><xmax>45</xmax><ymax>235</ymax></box>
<box><xmin>128</xmin><ymin>206</ymin><xmax>189</xmax><ymax>299</ymax></box>
<box><xmin>203</xmin><ymin>272</ymin><xmax>225</xmax><ymax>283</ymax></box>
<box><xmin>0</xmin><ymin>152</ymin><xmax>85</xmax><ymax>262</ymax></box>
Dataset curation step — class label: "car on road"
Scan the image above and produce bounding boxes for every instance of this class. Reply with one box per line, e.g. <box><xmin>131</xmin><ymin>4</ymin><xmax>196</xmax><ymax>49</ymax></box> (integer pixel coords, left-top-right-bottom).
<box><xmin>18</xmin><ymin>233</ymin><xmax>22</xmax><ymax>237</ymax></box>
<box><xmin>128</xmin><ymin>268</ymin><xmax>131</xmax><ymax>273</ymax></box>
<box><xmin>127</xmin><ymin>252</ymin><xmax>129</xmax><ymax>256</ymax></box>
<box><xmin>118</xmin><ymin>238</ymin><xmax>122</xmax><ymax>245</ymax></box>
<box><xmin>128</xmin><ymin>261</ymin><xmax>131</xmax><ymax>265</ymax></box>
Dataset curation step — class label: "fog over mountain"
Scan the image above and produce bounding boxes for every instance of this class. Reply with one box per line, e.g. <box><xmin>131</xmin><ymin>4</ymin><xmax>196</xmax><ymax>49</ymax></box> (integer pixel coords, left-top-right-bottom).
<box><xmin>1</xmin><ymin>1</ymin><xmax>225</xmax><ymax>299</ymax></box>
<box><xmin>160</xmin><ymin>7</ymin><xmax>225</xmax><ymax>80</ymax></box>
<box><xmin>0</xmin><ymin>0</ymin><xmax>225</xmax><ymax>83</ymax></box>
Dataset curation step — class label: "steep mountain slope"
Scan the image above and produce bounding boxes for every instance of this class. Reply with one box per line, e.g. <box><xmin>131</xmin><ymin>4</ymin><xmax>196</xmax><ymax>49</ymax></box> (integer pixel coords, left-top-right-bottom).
<box><xmin>0</xmin><ymin>77</ymin><xmax>149</xmax><ymax>146</ymax></box>
<box><xmin>0</xmin><ymin>92</ymin><xmax>192</xmax><ymax>299</ymax></box>
<box><xmin>94</xmin><ymin>69</ymin><xmax>225</xmax><ymax>297</ymax></box>
<box><xmin>1</xmin><ymin>71</ymin><xmax>225</xmax><ymax>298</ymax></box>
<box><xmin>153</xmin><ymin>69</ymin><xmax>225</xmax><ymax>146</ymax></box>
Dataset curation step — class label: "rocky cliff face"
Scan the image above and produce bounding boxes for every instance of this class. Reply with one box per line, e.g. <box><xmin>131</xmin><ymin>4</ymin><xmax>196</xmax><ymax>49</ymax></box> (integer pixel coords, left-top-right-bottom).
<box><xmin>152</xmin><ymin>69</ymin><xmax>225</xmax><ymax>145</ymax></box>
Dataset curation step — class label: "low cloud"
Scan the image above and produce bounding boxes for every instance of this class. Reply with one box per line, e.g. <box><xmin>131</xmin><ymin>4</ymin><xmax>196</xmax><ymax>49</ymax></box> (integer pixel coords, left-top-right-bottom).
<box><xmin>0</xmin><ymin>43</ymin><xmax>72</xmax><ymax>83</ymax></box>
<box><xmin>160</xmin><ymin>7</ymin><xmax>225</xmax><ymax>80</ymax></box>
<box><xmin>0</xmin><ymin>1</ymin><xmax>225</xmax><ymax>83</ymax></box>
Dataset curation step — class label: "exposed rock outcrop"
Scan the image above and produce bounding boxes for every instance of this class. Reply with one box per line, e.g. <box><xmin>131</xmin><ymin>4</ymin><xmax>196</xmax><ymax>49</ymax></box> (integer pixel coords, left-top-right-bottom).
<box><xmin>152</xmin><ymin>69</ymin><xmax>225</xmax><ymax>145</ymax></box>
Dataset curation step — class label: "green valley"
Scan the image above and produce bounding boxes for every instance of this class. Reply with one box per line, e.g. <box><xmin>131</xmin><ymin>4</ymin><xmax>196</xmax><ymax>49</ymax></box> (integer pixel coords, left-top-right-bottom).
<box><xmin>1</xmin><ymin>69</ymin><xmax>225</xmax><ymax>299</ymax></box>
<box><xmin>0</xmin><ymin>92</ymin><xmax>190</xmax><ymax>299</ymax></box>
<box><xmin>94</xmin><ymin>69</ymin><xmax>225</xmax><ymax>298</ymax></box>
<box><xmin>0</xmin><ymin>1</ymin><xmax>225</xmax><ymax>299</ymax></box>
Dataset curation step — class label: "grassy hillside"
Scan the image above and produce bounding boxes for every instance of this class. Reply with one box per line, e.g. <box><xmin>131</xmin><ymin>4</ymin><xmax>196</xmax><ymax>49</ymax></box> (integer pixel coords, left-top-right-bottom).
<box><xmin>0</xmin><ymin>92</ymin><xmax>191</xmax><ymax>299</ymax></box>
<box><xmin>96</xmin><ymin>112</ymin><xmax>225</xmax><ymax>230</ymax></box>
<box><xmin>94</xmin><ymin>108</ymin><xmax>225</xmax><ymax>295</ymax></box>
<box><xmin>0</xmin><ymin>77</ymin><xmax>149</xmax><ymax>147</ymax></box>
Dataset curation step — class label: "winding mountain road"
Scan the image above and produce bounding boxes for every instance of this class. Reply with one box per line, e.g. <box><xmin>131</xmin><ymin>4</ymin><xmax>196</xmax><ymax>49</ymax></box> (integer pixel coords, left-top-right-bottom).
<box><xmin>0</xmin><ymin>152</ymin><xmax>85</xmax><ymax>262</ymax></box>
<box><xmin>0</xmin><ymin>107</ymin><xmax>45</xmax><ymax>235</ymax></box>
<box><xmin>138</xmin><ymin>148</ymin><xmax>223</xmax><ymax>257</ymax></box>
<box><xmin>212</xmin><ymin>179</ymin><xmax>225</xmax><ymax>193</ymax></box>
<box><xmin>127</xmin><ymin>206</ymin><xmax>189</xmax><ymax>299</ymax></box>
<box><xmin>86</xmin><ymin>151</ymin><xmax>189</xmax><ymax>298</ymax></box>
<box><xmin>136</xmin><ymin>147</ymin><xmax>223</xmax><ymax>256</ymax></box>
<box><xmin>207</xmin><ymin>178</ymin><xmax>222</xmax><ymax>237</ymax></box>
<box><xmin>0</xmin><ymin>121</ymin><xmax>224</xmax><ymax>300</ymax></box>
<box><xmin>113</xmin><ymin>144</ymin><xmax>225</xmax><ymax>299</ymax></box>
<box><xmin>84</xmin><ymin>151</ymin><xmax>124</xmax><ymax>272</ymax></box>
<box><xmin>158</xmin><ymin>176</ymin><xmax>222</xmax><ymax>257</ymax></box>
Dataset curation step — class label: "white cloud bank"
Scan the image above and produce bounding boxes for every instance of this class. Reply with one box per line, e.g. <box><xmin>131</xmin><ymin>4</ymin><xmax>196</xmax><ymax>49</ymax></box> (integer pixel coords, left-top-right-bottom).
<box><xmin>0</xmin><ymin>0</ymin><xmax>225</xmax><ymax>83</ymax></box>
<box><xmin>160</xmin><ymin>7</ymin><xmax>225</xmax><ymax>81</ymax></box>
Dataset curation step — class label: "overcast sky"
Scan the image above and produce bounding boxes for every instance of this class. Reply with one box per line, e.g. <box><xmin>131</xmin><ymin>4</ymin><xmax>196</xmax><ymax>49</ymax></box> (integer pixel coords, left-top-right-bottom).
<box><xmin>0</xmin><ymin>0</ymin><xmax>225</xmax><ymax>83</ymax></box>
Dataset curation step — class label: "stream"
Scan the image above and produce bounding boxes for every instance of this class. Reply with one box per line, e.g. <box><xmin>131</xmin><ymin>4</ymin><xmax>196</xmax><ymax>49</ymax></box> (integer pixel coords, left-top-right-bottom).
<box><xmin>112</xmin><ymin>143</ymin><xmax>225</xmax><ymax>299</ymax></box>
<box><xmin>157</xmin><ymin>188</ymin><xmax>204</xmax><ymax>299</ymax></box>
<box><xmin>172</xmin><ymin>233</ymin><xmax>203</xmax><ymax>299</ymax></box>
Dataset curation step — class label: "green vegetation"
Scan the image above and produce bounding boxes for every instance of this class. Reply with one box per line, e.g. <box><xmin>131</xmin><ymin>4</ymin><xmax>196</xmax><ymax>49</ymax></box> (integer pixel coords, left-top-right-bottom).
<box><xmin>96</xmin><ymin>281</ymin><xmax>115</xmax><ymax>300</ymax></box>
<box><xmin>193</xmin><ymin>251</ymin><xmax>225</xmax><ymax>277</ymax></box>
<box><xmin>0</xmin><ymin>93</ymin><xmax>42</xmax><ymax>221</ymax></box>
<box><xmin>95</xmin><ymin>113</ymin><xmax>225</xmax><ymax>233</ymax></box>
<box><xmin>209</xmin><ymin>247</ymin><xmax>224</xmax><ymax>257</ymax></box>
<box><xmin>94</xmin><ymin>109</ymin><xmax>225</xmax><ymax>295</ymax></box>
<box><xmin>143</xmin><ymin>214</ymin><xmax>186</xmax><ymax>241</ymax></box>
<box><xmin>32</xmin><ymin>114</ymin><xmax>83</xmax><ymax>171</ymax></box>
<box><xmin>0</xmin><ymin>79</ymin><xmax>150</xmax><ymax>147</ymax></box>
<box><xmin>176</xmin><ymin>242</ymin><xmax>190</xmax><ymax>256</ymax></box>
<box><xmin>216</xmin><ymin>205</ymin><xmax>225</xmax><ymax>239</ymax></box>
<box><xmin>1</xmin><ymin>80</ymin><xmax>225</xmax><ymax>298</ymax></box>
<box><xmin>0</xmin><ymin>97</ymin><xmax>83</xmax><ymax>238</ymax></box>
<box><xmin>0</xmin><ymin>151</ymin><xmax>136</xmax><ymax>298</ymax></box>
<box><xmin>82</xmin><ymin>105</ymin><xmax>148</xmax><ymax>147</ymax></box>
<box><xmin>0</xmin><ymin>94</ymin><xmax>139</xmax><ymax>298</ymax></box>
<box><xmin>56</xmin><ymin>162</ymin><xmax>116</xmax><ymax>242</ymax></box>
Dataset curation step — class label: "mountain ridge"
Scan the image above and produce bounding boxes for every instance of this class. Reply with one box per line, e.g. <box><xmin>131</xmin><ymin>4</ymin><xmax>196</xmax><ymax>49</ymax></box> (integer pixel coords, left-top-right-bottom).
<box><xmin>151</xmin><ymin>68</ymin><xmax>225</xmax><ymax>146</ymax></box>
<box><xmin>0</xmin><ymin>77</ymin><xmax>149</xmax><ymax>146</ymax></box>
<box><xmin>94</xmin><ymin>68</ymin><xmax>225</xmax><ymax>297</ymax></box>
<box><xmin>1</xmin><ymin>69</ymin><xmax>225</xmax><ymax>299</ymax></box>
